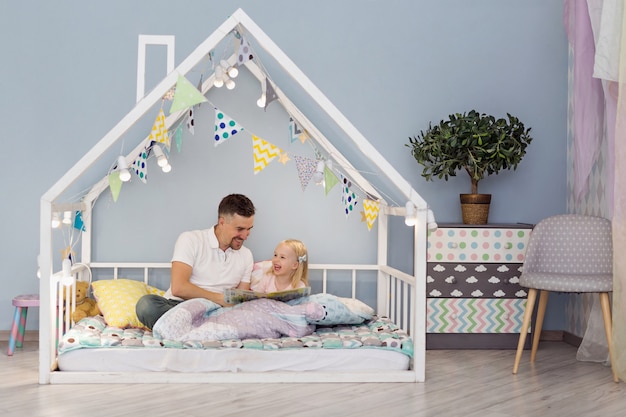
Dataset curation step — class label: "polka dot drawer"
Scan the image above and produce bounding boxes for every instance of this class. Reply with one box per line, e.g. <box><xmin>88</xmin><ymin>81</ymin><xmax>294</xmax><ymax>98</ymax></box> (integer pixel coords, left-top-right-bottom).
<box><xmin>426</xmin><ymin>223</ymin><xmax>534</xmax><ymax>349</ymax></box>
<box><xmin>427</xmin><ymin>224</ymin><xmax>532</xmax><ymax>263</ymax></box>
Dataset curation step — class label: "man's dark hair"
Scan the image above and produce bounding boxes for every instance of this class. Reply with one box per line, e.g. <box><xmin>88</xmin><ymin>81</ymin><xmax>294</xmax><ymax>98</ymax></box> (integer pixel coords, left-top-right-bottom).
<box><xmin>218</xmin><ymin>194</ymin><xmax>255</xmax><ymax>218</ymax></box>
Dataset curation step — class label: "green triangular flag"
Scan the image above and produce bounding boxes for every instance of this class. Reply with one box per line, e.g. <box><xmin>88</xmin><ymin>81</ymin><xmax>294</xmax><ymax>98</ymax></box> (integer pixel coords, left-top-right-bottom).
<box><xmin>108</xmin><ymin>172</ymin><xmax>123</xmax><ymax>202</ymax></box>
<box><xmin>169</xmin><ymin>73</ymin><xmax>208</xmax><ymax>114</ymax></box>
<box><xmin>324</xmin><ymin>167</ymin><xmax>339</xmax><ymax>195</ymax></box>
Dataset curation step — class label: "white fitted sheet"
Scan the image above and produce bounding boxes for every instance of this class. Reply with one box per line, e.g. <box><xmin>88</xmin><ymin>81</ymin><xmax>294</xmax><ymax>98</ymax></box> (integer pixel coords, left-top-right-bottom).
<box><xmin>58</xmin><ymin>347</ymin><xmax>410</xmax><ymax>373</ymax></box>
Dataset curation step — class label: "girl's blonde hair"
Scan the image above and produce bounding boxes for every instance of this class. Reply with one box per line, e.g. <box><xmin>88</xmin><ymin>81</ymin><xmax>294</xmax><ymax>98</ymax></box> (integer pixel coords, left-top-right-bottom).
<box><xmin>270</xmin><ymin>239</ymin><xmax>309</xmax><ymax>288</ymax></box>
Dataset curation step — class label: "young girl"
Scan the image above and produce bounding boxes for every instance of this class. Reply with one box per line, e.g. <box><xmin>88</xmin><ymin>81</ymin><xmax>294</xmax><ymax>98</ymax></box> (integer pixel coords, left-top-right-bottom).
<box><xmin>251</xmin><ymin>239</ymin><xmax>309</xmax><ymax>293</ymax></box>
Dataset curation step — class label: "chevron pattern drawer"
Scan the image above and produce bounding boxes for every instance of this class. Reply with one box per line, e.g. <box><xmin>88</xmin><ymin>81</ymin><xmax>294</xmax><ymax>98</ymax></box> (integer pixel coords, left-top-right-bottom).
<box><xmin>427</xmin><ymin>298</ymin><xmax>527</xmax><ymax>333</ymax></box>
<box><xmin>426</xmin><ymin>224</ymin><xmax>533</xmax><ymax>349</ymax></box>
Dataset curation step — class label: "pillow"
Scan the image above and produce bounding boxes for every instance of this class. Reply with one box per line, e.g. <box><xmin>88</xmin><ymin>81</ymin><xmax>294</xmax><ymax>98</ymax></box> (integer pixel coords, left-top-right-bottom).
<box><xmin>337</xmin><ymin>297</ymin><xmax>375</xmax><ymax>320</ymax></box>
<box><xmin>92</xmin><ymin>279</ymin><xmax>159</xmax><ymax>328</ymax></box>
<box><xmin>289</xmin><ymin>293</ymin><xmax>372</xmax><ymax>325</ymax></box>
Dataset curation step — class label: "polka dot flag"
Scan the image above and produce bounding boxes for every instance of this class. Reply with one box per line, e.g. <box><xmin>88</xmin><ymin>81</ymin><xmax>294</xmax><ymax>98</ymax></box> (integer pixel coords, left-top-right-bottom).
<box><xmin>237</xmin><ymin>35</ymin><xmax>254</xmax><ymax>66</ymax></box>
<box><xmin>132</xmin><ymin>143</ymin><xmax>149</xmax><ymax>183</ymax></box>
<box><xmin>214</xmin><ymin>108</ymin><xmax>244</xmax><ymax>147</ymax></box>
<box><xmin>340</xmin><ymin>173</ymin><xmax>358</xmax><ymax>217</ymax></box>
<box><xmin>293</xmin><ymin>155</ymin><xmax>317</xmax><ymax>191</ymax></box>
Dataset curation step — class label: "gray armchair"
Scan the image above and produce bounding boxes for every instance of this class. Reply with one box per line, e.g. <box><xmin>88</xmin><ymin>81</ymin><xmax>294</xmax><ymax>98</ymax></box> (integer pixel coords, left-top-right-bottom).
<box><xmin>512</xmin><ymin>214</ymin><xmax>617</xmax><ymax>382</ymax></box>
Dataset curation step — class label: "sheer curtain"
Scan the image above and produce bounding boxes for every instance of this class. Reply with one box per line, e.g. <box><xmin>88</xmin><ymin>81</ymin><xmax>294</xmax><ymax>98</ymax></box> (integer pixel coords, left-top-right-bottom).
<box><xmin>612</xmin><ymin>2</ymin><xmax>626</xmax><ymax>382</ymax></box>
<box><xmin>566</xmin><ymin>0</ymin><xmax>624</xmax><ymax>381</ymax></box>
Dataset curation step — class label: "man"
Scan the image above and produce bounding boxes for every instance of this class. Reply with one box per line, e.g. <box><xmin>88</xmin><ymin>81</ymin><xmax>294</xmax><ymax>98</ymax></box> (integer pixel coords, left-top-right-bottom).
<box><xmin>136</xmin><ymin>194</ymin><xmax>255</xmax><ymax>329</ymax></box>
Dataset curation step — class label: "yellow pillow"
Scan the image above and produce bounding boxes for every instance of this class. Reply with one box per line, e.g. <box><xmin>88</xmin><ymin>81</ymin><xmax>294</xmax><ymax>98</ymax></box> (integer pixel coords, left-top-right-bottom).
<box><xmin>92</xmin><ymin>279</ymin><xmax>163</xmax><ymax>328</ymax></box>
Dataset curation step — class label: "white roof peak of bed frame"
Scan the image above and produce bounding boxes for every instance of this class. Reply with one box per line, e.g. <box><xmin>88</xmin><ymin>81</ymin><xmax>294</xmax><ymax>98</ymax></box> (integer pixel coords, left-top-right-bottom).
<box><xmin>41</xmin><ymin>7</ymin><xmax>425</xmax><ymax>211</ymax></box>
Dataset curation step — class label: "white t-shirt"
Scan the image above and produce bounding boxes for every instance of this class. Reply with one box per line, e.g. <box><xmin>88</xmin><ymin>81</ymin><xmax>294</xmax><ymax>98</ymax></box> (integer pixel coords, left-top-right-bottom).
<box><xmin>164</xmin><ymin>227</ymin><xmax>253</xmax><ymax>299</ymax></box>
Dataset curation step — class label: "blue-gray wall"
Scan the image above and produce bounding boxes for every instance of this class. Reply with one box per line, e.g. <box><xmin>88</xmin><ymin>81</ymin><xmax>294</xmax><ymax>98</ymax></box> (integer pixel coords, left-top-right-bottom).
<box><xmin>0</xmin><ymin>0</ymin><xmax>568</xmax><ymax>333</ymax></box>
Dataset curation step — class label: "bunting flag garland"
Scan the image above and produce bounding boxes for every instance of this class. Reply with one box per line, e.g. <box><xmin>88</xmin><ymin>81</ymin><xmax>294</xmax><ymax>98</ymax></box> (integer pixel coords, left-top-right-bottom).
<box><xmin>236</xmin><ymin>35</ymin><xmax>254</xmax><ymax>66</ymax></box>
<box><xmin>289</xmin><ymin>117</ymin><xmax>309</xmax><ymax>144</ymax></box>
<box><xmin>362</xmin><ymin>199</ymin><xmax>380</xmax><ymax>231</ymax></box>
<box><xmin>252</xmin><ymin>135</ymin><xmax>281</xmax><ymax>174</ymax></box>
<box><xmin>324</xmin><ymin>166</ymin><xmax>339</xmax><ymax>195</ymax></box>
<box><xmin>148</xmin><ymin>109</ymin><xmax>170</xmax><ymax>151</ymax></box>
<box><xmin>174</xmin><ymin>125</ymin><xmax>183</xmax><ymax>152</ymax></box>
<box><xmin>108</xmin><ymin>172</ymin><xmax>123</xmax><ymax>202</ymax></box>
<box><xmin>169</xmin><ymin>73</ymin><xmax>208</xmax><ymax>114</ymax></box>
<box><xmin>293</xmin><ymin>155</ymin><xmax>317</xmax><ymax>191</ymax></box>
<box><xmin>132</xmin><ymin>144</ymin><xmax>149</xmax><ymax>183</ymax></box>
<box><xmin>340</xmin><ymin>173</ymin><xmax>358</xmax><ymax>217</ymax></box>
<box><xmin>214</xmin><ymin>108</ymin><xmax>244</xmax><ymax>146</ymax></box>
<box><xmin>185</xmin><ymin>107</ymin><xmax>195</xmax><ymax>135</ymax></box>
<box><xmin>264</xmin><ymin>78</ymin><xmax>278</xmax><ymax>111</ymax></box>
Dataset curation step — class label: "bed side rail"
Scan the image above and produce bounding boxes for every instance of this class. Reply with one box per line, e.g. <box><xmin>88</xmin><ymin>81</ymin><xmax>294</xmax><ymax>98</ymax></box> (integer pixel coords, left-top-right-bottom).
<box><xmin>53</xmin><ymin>262</ymin><xmax>418</xmax><ymax>338</ymax></box>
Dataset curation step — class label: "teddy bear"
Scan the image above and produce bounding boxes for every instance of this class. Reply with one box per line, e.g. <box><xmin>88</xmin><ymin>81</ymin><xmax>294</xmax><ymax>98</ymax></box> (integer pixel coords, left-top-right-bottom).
<box><xmin>68</xmin><ymin>281</ymin><xmax>101</xmax><ymax>322</ymax></box>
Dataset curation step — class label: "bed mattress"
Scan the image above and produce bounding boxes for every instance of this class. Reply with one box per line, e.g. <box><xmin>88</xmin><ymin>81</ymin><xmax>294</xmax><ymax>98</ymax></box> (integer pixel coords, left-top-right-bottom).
<box><xmin>58</xmin><ymin>346</ymin><xmax>410</xmax><ymax>372</ymax></box>
<box><xmin>57</xmin><ymin>315</ymin><xmax>413</xmax><ymax>373</ymax></box>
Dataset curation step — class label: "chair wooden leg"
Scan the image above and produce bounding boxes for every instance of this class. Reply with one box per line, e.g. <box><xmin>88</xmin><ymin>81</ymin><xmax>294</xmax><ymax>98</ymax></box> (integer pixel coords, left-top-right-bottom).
<box><xmin>599</xmin><ymin>292</ymin><xmax>619</xmax><ymax>383</ymax></box>
<box><xmin>530</xmin><ymin>290</ymin><xmax>549</xmax><ymax>363</ymax></box>
<box><xmin>513</xmin><ymin>288</ymin><xmax>537</xmax><ymax>374</ymax></box>
<box><xmin>7</xmin><ymin>307</ymin><xmax>22</xmax><ymax>356</ymax></box>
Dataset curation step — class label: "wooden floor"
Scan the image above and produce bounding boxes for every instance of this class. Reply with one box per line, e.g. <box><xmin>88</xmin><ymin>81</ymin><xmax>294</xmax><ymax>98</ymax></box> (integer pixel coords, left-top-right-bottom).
<box><xmin>0</xmin><ymin>341</ymin><xmax>623</xmax><ymax>417</ymax></box>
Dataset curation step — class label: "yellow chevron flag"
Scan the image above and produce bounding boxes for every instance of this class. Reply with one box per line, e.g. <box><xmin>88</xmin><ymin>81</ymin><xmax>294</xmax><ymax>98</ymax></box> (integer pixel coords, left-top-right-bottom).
<box><xmin>148</xmin><ymin>109</ymin><xmax>169</xmax><ymax>150</ymax></box>
<box><xmin>252</xmin><ymin>135</ymin><xmax>281</xmax><ymax>174</ymax></box>
<box><xmin>362</xmin><ymin>199</ymin><xmax>380</xmax><ymax>231</ymax></box>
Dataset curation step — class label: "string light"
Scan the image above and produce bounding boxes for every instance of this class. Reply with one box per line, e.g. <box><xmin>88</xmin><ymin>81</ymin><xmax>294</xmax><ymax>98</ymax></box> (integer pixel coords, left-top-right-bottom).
<box><xmin>427</xmin><ymin>209</ymin><xmax>438</xmax><ymax>231</ymax></box>
<box><xmin>404</xmin><ymin>202</ymin><xmax>417</xmax><ymax>226</ymax></box>
<box><xmin>313</xmin><ymin>160</ymin><xmax>325</xmax><ymax>185</ymax></box>
<box><xmin>62</xmin><ymin>211</ymin><xmax>73</xmax><ymax>225</ymax></box>
<box><xmin>213</xmin><ymin>65</ymin><xmax>224</xmax><ymax>88</ymax></box>
<box><xmin>117</xmin><ymin>155</ymin><xmax>131</xmax><ymax>182</ymax></box>
<box><xmin>51</xmin><ymin>212</ymin><xmax>61</xmax><ymax>229</ymax></box>
<box><xmin>220</xmin><ymin>60</ymin><xmax>239</xmax><ymax>78</ymax></box>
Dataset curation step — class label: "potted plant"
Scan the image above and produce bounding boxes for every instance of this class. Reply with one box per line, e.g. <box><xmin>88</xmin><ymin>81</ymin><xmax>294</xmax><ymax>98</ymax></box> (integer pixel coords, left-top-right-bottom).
<box><xmin>406</xmin><ymin>110</ymin><xmax>533</xmax><ymax>224</ymax></box>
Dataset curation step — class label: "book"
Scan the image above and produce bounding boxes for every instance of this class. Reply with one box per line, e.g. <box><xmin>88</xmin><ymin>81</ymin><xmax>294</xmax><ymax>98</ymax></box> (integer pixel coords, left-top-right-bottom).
<box><xmin>223</xmin><ymin>286</ymin><xmax>311</xmax><ymax>304</ymax></box>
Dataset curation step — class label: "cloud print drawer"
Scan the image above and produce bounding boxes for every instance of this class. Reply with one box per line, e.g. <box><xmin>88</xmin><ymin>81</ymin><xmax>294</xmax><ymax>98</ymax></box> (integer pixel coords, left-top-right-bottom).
<box><xmin>427</xmin><ymin>262</ymin><xmax>527</xmax><ymax>299</ymax></box>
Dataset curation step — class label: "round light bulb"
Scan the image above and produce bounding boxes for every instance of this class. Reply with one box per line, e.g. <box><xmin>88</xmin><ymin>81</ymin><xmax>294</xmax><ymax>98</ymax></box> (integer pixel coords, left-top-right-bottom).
<box><xmin>256</xmin><ymin>93</ymin><xmax>266</xmax><ymax>108</ymax></box>
<box><xmin>405</xmin><ymin>202</ymin><xmax>417</xmax><ymax>226</ymax></box>
<box><xmin>213</xmin><ymin>66</ymin><xmax>224</xmax><ymax>88</ymax></box>
<box><xmin>119</xmin><ymin>169</ymin><xmax>131</xmax><ymax>182</ymax></box>
<box><xmin>225</xmin><ymin>78</ymin><xmax>236</xmax><ymax>90</ymax></box>
<box><xmin>227</xmin><ymin>66</ymin><xmax>239</xmax><ymax>78</ymax></box>
<box><xmin>313</xmin><ymin>171</ymin><xmax>324</xmax><ymax>185</ymax></box>
<box><xmin>51</xmin><ymin>213</ymin><xmax>61</xmax><ymax>229</ymax></box>
<box><xmin>162</xmin><ymin>163</ymin><xmax>172</xmax><ymax>173</ymax></box>
<box><xmin>156</xmin><ymin>155</ymin><xmax>167</xmax><ymax>168</ymax></box>
<box><xmin>117</xmin><ymin>156</ymin><xmax>131</xmax><ymax>182</ymax></box>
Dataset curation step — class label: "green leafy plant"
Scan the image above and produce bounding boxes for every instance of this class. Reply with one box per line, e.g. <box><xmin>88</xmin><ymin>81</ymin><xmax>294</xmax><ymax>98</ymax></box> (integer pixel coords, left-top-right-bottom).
<box><xmin>406</xmin><ymin>110</ymin><xmax>533</xmax><ymax>194</ymax></box>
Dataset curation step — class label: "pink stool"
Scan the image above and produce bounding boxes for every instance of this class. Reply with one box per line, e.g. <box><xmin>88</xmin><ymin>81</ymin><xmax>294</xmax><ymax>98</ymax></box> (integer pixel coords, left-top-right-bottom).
<box><xmin>7</xmin><ymin>294</ymin><xmax>39</xmax><ymax>356</ymax></box>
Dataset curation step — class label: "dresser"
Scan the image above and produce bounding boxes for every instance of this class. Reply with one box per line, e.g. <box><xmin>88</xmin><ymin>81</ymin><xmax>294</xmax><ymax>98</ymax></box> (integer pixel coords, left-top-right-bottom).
<box><xmin>426</xmin><ymin>223</ymin><xmax>533</xmax><ymax>349</ymax></box>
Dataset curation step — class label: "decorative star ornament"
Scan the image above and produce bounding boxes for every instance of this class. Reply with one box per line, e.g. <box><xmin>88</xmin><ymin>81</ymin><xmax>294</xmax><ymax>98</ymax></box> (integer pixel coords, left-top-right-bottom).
<box><xmin>278</xmin><ymin>152</ymin><xmax>290</xmax><ymax>165</ymax></box>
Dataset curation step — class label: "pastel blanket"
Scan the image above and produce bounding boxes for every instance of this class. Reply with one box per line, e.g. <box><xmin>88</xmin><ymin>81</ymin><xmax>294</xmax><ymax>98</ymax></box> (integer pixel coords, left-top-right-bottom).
<box><xmin>152</xmin><ymin>298</ymin><xmax>324</xmax><ymax>341</ymax></box>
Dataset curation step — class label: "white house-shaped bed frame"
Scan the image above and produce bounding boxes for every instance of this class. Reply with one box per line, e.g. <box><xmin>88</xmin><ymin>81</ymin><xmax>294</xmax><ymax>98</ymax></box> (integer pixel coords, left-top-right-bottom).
<box><xmin>39</xmin><ymin>8</ymin><xmax>429</xmax><ymax>384</ymax></box>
